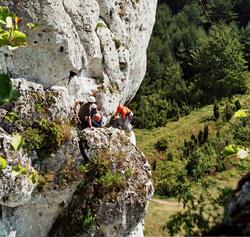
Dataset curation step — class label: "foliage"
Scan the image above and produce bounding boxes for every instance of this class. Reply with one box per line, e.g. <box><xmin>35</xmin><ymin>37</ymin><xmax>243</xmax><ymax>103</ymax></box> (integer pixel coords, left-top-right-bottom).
<box><xmin>213</xmin><ymin>103</ymin><xmax>220</xmax><ymax>121</ymax></box>
<box><xmin>0</xmin><ymin>6</ymin><xmax>27</xmax><ymax>47</ymax></box>
<box><xmin>154</xmin><ymin>138</ymin><xmax>169</xmax><ymax>152</ymax></box>
<box><xmin>78</xmin><ymin>151</ymin><xmax>127</xmax><ymax>193</ymax></box>
<box><xmin>192</xmin><ymin>24</ymin><xmax>247</xmax><ymax>99</ymax></box>
<box><xmin>223</xmin><ymin>104</ymin><xmax>234</xmax><ymax>122</ymax></box>
<box><xmin>130</xmin><ymin>1</ymin><xmax>249</xmax><ymax>129</ymax></box>
<box><xmin>234</xmin><ymin>99</ymin><xmax>241</xmax><ymax>111</ymax></box>
<box><xmin>0</xmin><ymin>156</ymin><xmax>7</xmax><ymax>170</ymax></box>
<box><xmin>166</xmin><ymin>190</ymin><xmax>226</xmax><ymax>236</ymax></box>
<box><xmin>186</xmin><ymin>144</ymin><xmax>217</xmax><ymax>180</ymax></box>
<box><xmin>23</xmin><ymin>119</ymin><xmax>64</xmax><ymax>158</ymax></box>
<box><xmin>96</xmin><ymin>170</ymin><xmax>124</xmax><ymax>188</ymax></box>
<box><xmin>240</xmin><ymin>22</ymin><xmax>250</xmax><ymax>68</ymax></box>
<box><xmin>11</xmin><ymin>133</ymin><xmax>24</xmax><ymax>151</ymax></box>
<box><xmin>206</xmin><ymin>0</ymin><xmax>238</xmax><ymax>24</ymax></box>
<box><xmin>81</xmin><ymin>208</ymin><xmax>96</xmax><ymax>231</ymax></box>
<box><xmin>0</xmin><ymin>6</ymin><xmax>31</xmax><ymax>105</ymax></box>
<box><xmin>0</xmin><ymin>74</ymin><xmax>20</xmax><ymax>104</ymax></box>
<box><xmin>231</xmin><ymin>117</ymin><xmax>250</xmax><ymax>146</ymax></box>
<box><xmin>12</xmin><ymin>164</ymin><xmax>39</xmax><ymax>184</ymax></box>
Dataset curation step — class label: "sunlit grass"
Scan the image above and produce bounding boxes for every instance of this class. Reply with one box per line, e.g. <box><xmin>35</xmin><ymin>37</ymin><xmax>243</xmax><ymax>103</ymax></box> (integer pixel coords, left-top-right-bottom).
<box><xmin>139</xmin><ymin>93</ymin><xmax>250</xmax><ymax>237</ymax></box>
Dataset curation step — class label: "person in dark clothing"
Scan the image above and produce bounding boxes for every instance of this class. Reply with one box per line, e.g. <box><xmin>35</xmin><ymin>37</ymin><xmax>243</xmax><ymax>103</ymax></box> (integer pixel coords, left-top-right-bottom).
<box><xmin>73</xmin><ymin>96</ymin><xmax>97</xmax><ymax>129</ymax></box>
<box><xmin>90</xmin><ymin>104</ymin><xmax>103</xmax><ymax>128</ymax></box>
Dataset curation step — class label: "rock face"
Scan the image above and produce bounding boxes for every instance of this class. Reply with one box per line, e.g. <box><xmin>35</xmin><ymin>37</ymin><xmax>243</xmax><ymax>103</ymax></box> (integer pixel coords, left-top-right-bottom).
<box><xmin>0</xmin><ymin>80</ymin><xmax>154</xmax><ymax>237</ymax></box>
<box><xmin>0</xmin><ymin>1</ymin><xmax>157</xmax><ymax>235</ymax></box>
<box><xmin>1</xmin><ymin>0</ymin><xmax>157</xmax><ymax>116</ymax></box>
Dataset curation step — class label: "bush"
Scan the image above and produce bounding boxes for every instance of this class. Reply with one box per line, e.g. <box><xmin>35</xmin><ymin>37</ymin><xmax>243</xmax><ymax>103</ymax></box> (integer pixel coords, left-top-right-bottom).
<box><xmin>154</xmin><ymin>138</ymin><xmax>169</xmax><ymax>152</ymax></box>
<box><xmin>234</xmin><ymin>100</ymin><xmax>241</xmax><ymax>111</ymax></box>
<box><xmin>186</xmin><ymin>145</ymin><xmax>216</xmax><ymax>180</ymax></box>
<box><xmin>198</xmin><ymin>130</ymin><xmax>204</xmax><ymax>145</ymax></box>
<box><xmin>96</xmin><ymin>171</ymin><xmax>125</xmax><ymax>189</ymax></box>
<box><xmin>23</xmin><ymin>119</ymin><xmax>64</xmax><ymax>158</ymax></box>
<box><xmin>213</xmin><ymin>103</ymin><xmax>220</xmax><ymax>120</ymax></box>
<box><xmin>156</xmin><ymin>174</ymin><xmax>189</xmax><ymax>198</ymax></box>
<box><xmin>223</xmin><ymin>104</ymin><xmax>234</xmax><ymax>121</ymax></box>
<box><xmin>203</xmin><ymin>125</ymin><xmax>209</xmax><ymax>143</ymax></box>
<box><xmin>192</xmin><ymin>24</ymin><xmax>247</xmax><ymax>99</ymax></box>
<box><xmin>231</xmin><ymin>117</ymin><xmax>250</xmax><ymax>146</ymax></box>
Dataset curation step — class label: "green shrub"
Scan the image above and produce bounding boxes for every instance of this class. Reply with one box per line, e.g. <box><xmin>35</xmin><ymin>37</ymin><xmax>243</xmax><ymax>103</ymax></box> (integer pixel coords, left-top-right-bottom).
<box><xmin>82</xmin><ymin>208</ymin><xmax>96</xmax><ymax>231</ymax></box>
<box><xmin>167</xmin><ymin>152</ymin><xmax>174</xmax><ymax>161</ymax></box>
<box><xmin>231</xmin><ymin>117</ymin><xmax>250</xmax><ymax>146</ymax></box>
<box><xmin>96</xmin><ymin>170</ymin><xmax>125</xmax><ymax>188</ymax></box>
<box><xmin>213</xmin><ymin>103</ymin><xmax>220</xmax><ymax>121</ymax></box>
<box><xmin>154</xmin><ymin>138</ymin><xmax>169</xmax><ymax>152</ymax></box>
<box><xmin>23</xmin><ymin>119</ymin><xmax>64</xmax><ymax>158</ymax></box>
<box><xmin>156</xmin><ymin>169</ymin><xmax>190</xmax><ymax>198</ymax></box>
<box><xmin>234</xmin><ymin>100</ymin><xmax>241</xmax><ymax>111</ymax></box>
<box><xmin>203</xmin><ymin>125</ymin><xmax>209</xmax><ymax>143</ymax></box>
<box><xmin>223</xmin><ymin>104</ymin><xmax>234</xmax><ymax>121</ymax></box>
<box><xmin>198</xmin><ymin>130</ymin><xmax>204</xmax><ymax>145</ymax></box>
<box><xmin>186</xmin><ymin>145</ymin><xmax>216</xmax><ymax>180</ymax></box>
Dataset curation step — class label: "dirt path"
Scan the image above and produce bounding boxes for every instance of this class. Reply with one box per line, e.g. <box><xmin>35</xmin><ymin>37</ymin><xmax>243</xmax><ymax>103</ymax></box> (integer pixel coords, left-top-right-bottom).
<box><xmin>151</xmin><ymin>198</ymin><xmax>183</xmax><ymax>207</ymax></box>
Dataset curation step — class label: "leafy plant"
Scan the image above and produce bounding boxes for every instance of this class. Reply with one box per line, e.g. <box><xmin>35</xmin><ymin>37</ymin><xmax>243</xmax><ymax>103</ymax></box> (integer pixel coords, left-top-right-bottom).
<box><xmin>186</xmin><ymin>144</ymin><xmax>216</xmax><ymax>180</ymax></box>
<box><xmin>0</xmin><ymin>156</ymin><xmax>7</xmax><ymax>170</ymax></box>
<box><xmin>0</xmin><ymin>74</ymin><xmax>20</xmax><ymax>104</ymax></box>
<box><xmin>23</xmin><ymin>119</ymin><xmax>64</xmax><ymax>158</ymax></box>
<box><xmin>234</xmin><ymin>100</ymin><xmax>241</xmax><ymax>111</ymax></box>
<box><xmin>82</xmin><ymin>208</ymin><xmax>96</xmax><ymax>231</ymax></box>
<box><xmin>0</xmin><ymin>6</ymin><xmax>33</xmax><ymax>105</ymax></box>
<box><xmin>96</xmin><ymin>170</ymin><xmax>124</xmax><ymax>188</ymax></box>
<box><xmin>11</xmin><ymin>133</ymin><xmax>24</xmax><ymax>151</ymax></box>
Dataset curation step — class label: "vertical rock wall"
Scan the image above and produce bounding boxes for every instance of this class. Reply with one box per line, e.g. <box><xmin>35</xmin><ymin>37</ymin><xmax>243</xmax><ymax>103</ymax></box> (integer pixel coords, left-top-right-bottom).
<box><xmin>1</xmin><ymin>0</ymin><xmax>157</xmax><ymax>115</ymax></box>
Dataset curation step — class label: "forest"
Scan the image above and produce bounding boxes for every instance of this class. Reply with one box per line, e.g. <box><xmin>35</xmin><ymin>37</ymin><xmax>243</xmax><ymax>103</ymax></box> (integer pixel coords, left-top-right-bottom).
<box><xmin>131</xmin><ymin>0</ymin><xmax>250</xmax><ymax>129</ymax></box>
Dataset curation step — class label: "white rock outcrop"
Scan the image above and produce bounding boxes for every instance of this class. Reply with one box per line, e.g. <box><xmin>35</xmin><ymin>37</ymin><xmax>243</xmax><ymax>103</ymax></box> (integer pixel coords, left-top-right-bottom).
<box><xmin>0</xmin><ymin>80</ymin><xmax>154</xmax><ymax>237</ymax></box>
<box><xmin>2</xmin><ymin>0</ymin><xmax>157</xmax><ymax>116</ymax></box>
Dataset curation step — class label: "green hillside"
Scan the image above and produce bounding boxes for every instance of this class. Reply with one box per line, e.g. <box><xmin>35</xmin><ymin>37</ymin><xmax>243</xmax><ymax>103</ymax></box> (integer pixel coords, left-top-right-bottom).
<box><xmin>135</xmin><ymin>93</ymin><xmax>250</xmax><ymax>236</ymax></box>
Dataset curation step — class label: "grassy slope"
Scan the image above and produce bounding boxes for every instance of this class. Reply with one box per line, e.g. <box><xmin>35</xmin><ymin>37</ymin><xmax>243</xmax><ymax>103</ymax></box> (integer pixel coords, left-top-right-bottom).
<box><xmin>135</xmin><ymin>92</ymin><xmax>250</xmax><ymax>237</ymax></box>
<box><xmin>136</xmin><ymin>94</ymin><xmax>250</xmax><ymax>161</ymax></box>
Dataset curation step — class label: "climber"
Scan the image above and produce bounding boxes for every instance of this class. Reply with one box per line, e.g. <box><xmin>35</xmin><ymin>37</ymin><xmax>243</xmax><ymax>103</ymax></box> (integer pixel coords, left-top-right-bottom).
<box><xmin>114</xmin><ymin>103</ymin><xmax>133</xmax><ymax>132</ymax></box>
<box><xmin>90</xmin><ymin>104</ymin><xmax>104</xmax><ymax>128</ymax></box>
<box><xmin>73</xmin><ymin>96</ymin><xmax>97</xmax><ymax>129</ymax></box>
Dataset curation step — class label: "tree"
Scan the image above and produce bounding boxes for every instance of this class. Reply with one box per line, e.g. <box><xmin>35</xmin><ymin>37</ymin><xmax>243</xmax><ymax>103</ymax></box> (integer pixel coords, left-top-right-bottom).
<box><xmin>213</xmin><ymin>103</ymin><xmax>220</xmax><ymax>121</ymax></box>
<box><xmin>206</xmin><ymin>0</ymin><xmax>238</xmax><ymax>24</ymax></box>
<box><xmin>240</xmin><ymin>23</ymin><xmax>250</xmax><ymax>68</ymax></box>
<box><xmin>192</xmin><ymin>24</ymin><xmax>247</xmax><ymax>100</ymax></box>
<box><xmin>234</xmin><ymin>100</ymin><xmax>241</xmax><ymax>111</ymax></box>
<box><xmin>236</xmin><ymin>0</ymin><xmax>250</xmax><ymax>27</ymax></box>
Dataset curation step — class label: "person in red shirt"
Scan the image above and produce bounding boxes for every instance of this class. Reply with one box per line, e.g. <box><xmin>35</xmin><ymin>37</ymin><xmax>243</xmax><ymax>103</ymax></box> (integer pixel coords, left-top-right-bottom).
<box><xmin>114</xmin><ymin>104</ymin><xmax>133</xmax><ymax>132</ymax></box>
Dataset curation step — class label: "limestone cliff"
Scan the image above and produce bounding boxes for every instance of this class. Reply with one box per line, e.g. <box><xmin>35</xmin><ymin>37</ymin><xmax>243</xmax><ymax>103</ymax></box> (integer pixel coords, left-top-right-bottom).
<box><xmin>1</xmin><ymin>0</ymin><xmax>157</xmax><ymax>116</ymax></box>
<box><xmin>0</xmin><ymin>1</ymin><xmax>157</xmax><ymax>236</ymax></box>
<box><xmin>0</xmin><ymin>80</ymin><xmax>154</xmax><ymax>237</ymax></box>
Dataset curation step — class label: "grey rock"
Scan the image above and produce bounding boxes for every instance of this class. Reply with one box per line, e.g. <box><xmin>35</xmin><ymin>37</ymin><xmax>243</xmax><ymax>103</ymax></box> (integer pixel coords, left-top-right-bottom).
<box><xmin>0</xmin><ymin>81</ymin><xmax>153</xmax><ymax>237</ymax></box>
<box><xmin>0</xmin><ymin>0</ymin><xmax>157</xmax><ymax>116</ymax></box>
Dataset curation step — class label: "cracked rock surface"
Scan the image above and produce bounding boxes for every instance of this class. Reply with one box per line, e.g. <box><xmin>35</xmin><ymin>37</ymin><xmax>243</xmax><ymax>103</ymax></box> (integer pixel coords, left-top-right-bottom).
<box><xmin>1</xmin><ymin>0</ymin><xmax>157</xmax><ymax>116</ymax></box>
<box><xmin>0</xmin><ymin>80</ymin><xmax>154</xmax><ymax>237</ymax></box>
